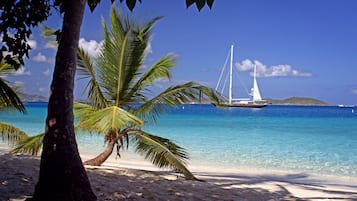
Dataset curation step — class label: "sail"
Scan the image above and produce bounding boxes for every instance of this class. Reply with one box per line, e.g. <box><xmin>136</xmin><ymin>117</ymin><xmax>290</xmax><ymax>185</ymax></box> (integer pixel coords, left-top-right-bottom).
<box><xmin>252</xmin><ymin>78</ymin><xmax>262</xmax><ymax>101</ymax></box>
<box><xmin>252</xmin><ymin>64</ymin><xmax>262</xmax><ymax>102</ymax></box>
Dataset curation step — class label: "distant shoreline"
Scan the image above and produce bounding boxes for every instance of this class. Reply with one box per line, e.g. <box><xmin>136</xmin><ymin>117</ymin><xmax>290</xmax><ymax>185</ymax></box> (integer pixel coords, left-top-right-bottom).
<box><xmin>23</xmin><ymin>93</ymin><xmax>355</xmax><ymax>107</ymax></box>
<box><xmin>23</xmin><ymin>101</ymin><xmax>354</xmax><ymax>107</ymax></box>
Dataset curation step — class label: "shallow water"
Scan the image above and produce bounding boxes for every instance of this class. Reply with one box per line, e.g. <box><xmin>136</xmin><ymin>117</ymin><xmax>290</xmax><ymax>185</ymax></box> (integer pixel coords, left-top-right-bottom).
<box><xmin>1</xmin><ymin>103</ymin><xmax>357</xmax><ymax>177</ymax></box>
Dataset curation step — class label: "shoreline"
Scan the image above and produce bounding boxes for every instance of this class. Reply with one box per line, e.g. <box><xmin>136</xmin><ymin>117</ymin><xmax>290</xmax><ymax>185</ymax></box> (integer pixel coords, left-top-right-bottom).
<box><xmin>1</xmin><ymin>143</ymin><xmax>357</xmax><ymax>200</ymax></box>
<box><xmin>78</xmin><ymin>145</ymin><xmax>357</xmax><ymax>185</ymax></box>
<box><xmin>24</xmin><ymin>101</ymin><xmax>350</xmax><ymax>107</ymax></box>
<box><xmin>84</xmin><ymin>152</ymin><xmax>357</xmax><ymax>188</ymax></box>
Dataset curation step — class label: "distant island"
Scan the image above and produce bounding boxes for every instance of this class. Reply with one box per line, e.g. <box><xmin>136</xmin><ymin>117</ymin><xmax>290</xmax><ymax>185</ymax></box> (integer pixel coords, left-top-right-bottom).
<box><xmin>266</xmin><ymin>97</ymin><xmax>330</xmax><ymax>106</ymax></box>
<box><xmin>21</xmin><ymin>93</ymin><xmax>330</xmax><ymax>106</ymax></box>
<box><xmin>21</xmin><ymin>94</ymin><xmax>48</xmax><ymax>102</ymax></box>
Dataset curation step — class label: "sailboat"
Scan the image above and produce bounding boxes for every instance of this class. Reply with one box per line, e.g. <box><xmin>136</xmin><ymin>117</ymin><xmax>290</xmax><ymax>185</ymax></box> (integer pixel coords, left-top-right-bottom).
<box><xmin>215</xmin><ymin>45</ymin><xmax>267</xmax><ymax>108</ymax></box>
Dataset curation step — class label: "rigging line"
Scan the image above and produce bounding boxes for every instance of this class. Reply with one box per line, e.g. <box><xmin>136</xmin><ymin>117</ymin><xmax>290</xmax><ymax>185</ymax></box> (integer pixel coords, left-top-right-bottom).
<box><xmin>233</xmin><ymin>68</ymin><xmax>251</xmax><ymax>97</ymax></box>
<box><xmin>221</xmin><ymin>69</ymin><xmax>229</xmax><ymax>96</ymax></box>
<box><xmin>215</xmin><ymin>48</ymin><xmax>231</xmax><ymax>91</ymax></box>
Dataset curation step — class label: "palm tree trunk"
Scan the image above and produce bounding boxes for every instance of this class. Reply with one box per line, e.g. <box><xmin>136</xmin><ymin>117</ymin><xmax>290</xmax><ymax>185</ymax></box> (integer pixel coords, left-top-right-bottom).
<box><xmin>83</xmin><ymin>140</ymin><xmax>116</xmax><ymax>166</ymax></box>
<box><xmin>30</xmin><ymin>1</ymin><xmax>96</xmax><ymax>201</ymax></box>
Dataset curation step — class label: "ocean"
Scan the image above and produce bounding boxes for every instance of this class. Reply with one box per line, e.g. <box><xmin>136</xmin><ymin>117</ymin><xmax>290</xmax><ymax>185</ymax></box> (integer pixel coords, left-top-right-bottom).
<box><xmin>1</xmin><ymin>102</ymin><xmax>357</xmax><ymax>177</ymax></box>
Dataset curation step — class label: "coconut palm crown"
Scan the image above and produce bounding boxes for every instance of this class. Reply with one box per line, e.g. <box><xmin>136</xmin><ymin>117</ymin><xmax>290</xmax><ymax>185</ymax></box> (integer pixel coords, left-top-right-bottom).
<box><xmin>75</xmin><ymin>7</ymin><xmax>221</xmax><ymax>180</ymax></box>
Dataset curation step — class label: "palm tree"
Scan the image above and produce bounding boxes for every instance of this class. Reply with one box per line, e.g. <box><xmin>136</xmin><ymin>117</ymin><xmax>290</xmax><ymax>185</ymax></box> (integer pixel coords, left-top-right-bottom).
<box><xmin>0</xmin><ymin>60</ymin><xmax>28</xmax><ymax>145</ymax></box>
<box><xmin>74</xmin><ymin>7</ymin><xmax>221</xmax><ymax>180</ymax></box>
<box><xmin>7</xmin><ymin>7</ymin><xmax>222</xmax><ymax>180</ymax></box>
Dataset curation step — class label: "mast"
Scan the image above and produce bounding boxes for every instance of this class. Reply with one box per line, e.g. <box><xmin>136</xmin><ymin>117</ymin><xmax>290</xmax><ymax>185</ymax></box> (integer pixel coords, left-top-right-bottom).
<box><xmin>229</xmin><ymin>44</ymin><xmax>234</xmax><ymax>104</ymax></box>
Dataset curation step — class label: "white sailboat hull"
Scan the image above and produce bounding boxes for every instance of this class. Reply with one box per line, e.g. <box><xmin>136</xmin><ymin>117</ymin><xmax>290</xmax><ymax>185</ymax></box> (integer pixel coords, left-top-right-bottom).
<box><xmin>215</xmin><ymin>101</ymin><xmax>268</xmax><ymax>108</ymax></box>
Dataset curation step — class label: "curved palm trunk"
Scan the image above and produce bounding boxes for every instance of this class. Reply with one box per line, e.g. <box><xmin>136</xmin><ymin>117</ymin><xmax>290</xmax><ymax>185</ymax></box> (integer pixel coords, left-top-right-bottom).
<box><xmin>83</xmin><ymin>140</ymin><xmax>116</xmax><ymax>166</ymax></box>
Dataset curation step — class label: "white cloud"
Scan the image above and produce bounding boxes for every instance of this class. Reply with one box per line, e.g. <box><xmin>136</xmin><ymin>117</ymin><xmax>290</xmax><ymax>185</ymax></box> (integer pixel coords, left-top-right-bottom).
<box><xmin>14</xmin><ymin>81</ymin><xmax>24</xmax><ymax>86</ymax></box>
<box><xmin>351</xmin><ymin>89</ymin><xmax>357</xmax><ymax>94</ymax></box>
<box><xmin>78</xmin><ymin>38</ymin><xmax>102</xmax><ymax>58</ymax></box>
<box><xmin>235</xmin><ymin>59</ymin><xmax>312</xmax><ymax>77</ymax></box>
<box><xmin>33</xmin><ymin>52</ymin><xmax>47</xmax><ymax>62</ymax></box>
<box><xmin>145</xmin><ymin>42</ymin><xmax>153</xmax><ymax>55</ymax></box>
<box><xmin>39</xmin><ymin>87</ymin><xmax>47</xmax><ymax>92</ymax></box>
<box><xmin>45</xmin><ymin>41</ymin><xmax>58</xmax><ymax>49</ymax></box>
<box><xmin>43</xmin><ymin>68</ymin><xmax>51</xmax><ymax>76</ymax></box>
<box><xmin>28</xmin><ymin>39</ymin><xmax>37</xmax><ymax>49</ymax></box>
<box><xmin>13</xmin><ymin>67</ymin><xmax>31</xmax><ymax>76</ymax></box>
<box><xmin>236</xmin><ymin>59</ymin><xmax>255</xmax><ymax>71</ymax></box>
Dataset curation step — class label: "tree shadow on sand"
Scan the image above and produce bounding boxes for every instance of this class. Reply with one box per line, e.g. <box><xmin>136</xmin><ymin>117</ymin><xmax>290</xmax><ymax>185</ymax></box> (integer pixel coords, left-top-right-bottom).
<box><xmin>196</xmin><ymin>172</ymin><xmax>357</xmax><ymax>201</ymax></box>
<box><xmin>1</xmin><ymin>154</ymin><xmax>357</xmax><ymax>201</ymax></box>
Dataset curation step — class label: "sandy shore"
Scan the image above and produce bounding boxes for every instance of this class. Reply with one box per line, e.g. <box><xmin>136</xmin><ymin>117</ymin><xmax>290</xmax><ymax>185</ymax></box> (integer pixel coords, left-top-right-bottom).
<box><xmin>1</xmin><ymin>144</ymin><xmax>357</xmax><ymax>201</ymax></box>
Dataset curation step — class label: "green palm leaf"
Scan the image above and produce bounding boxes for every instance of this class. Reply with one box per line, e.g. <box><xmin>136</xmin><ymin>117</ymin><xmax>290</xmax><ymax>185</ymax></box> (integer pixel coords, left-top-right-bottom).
<box><xmin>77</xmin><ymin>48</ymin><xmax>108</xmax><ymax>109</ymax></box>
<box><xmin>75</xmin><ymin>102</ymin><xmax>143</xmax><ymax>134</ymax></box>
<box><xmin>0</xmin><ymin>61</ymin><xmax>26</xmax><ymax>113</ymax></box>
<box><xmin>132</xmin><ymin>130</ymin><xmax>197</xmax><ymax>180</ymax></box>
<box><xmin>127</xmin><ymin>53</ymin><xmax>176</xmax><ymax>102</ymax></box>
<box><xmin>195</xmin><ymin>84</ymin><xmax>225</xmax><ymax>105</ymax></box>
<box><xmin>40</xmin><ymin>25</ymin><xmax>60</xmax><ymax>48</ymax></box>
<box><xmin>0</xmin><ymin>122</ymin><xmax>28</xmax><ymax>145</ymax></box>
<box><xmin>135</xmin><ymin>81</ymin><xmax>221</xmax><ymax>122</ymax></box>
<box><xmin>96</xmin><ymin>9</ymin><xmax>163</xmax><ymax>107</ymax></box>
<box><xmin>98</xmin><ymin>13</ymin><xmax>138</xmax><ymax>106</ymax></box>
<box><xmin>11</xmin><ymin>133</ymin><xmax>44</xmax><ymax>155</ymax></box>
<box><xmin>98</xmin><ymin>19</ymin><xmax>130</xmax><ymax>106</ymax></box>
<box><xmin>140</xmin><ymin>53</ymin><xmax>176</xmax><ymax>84</ymax></box>
<box><xmin>120</xmin><ymin>16</ymin><xmax>163</xmax><ymax>104</ymax></box>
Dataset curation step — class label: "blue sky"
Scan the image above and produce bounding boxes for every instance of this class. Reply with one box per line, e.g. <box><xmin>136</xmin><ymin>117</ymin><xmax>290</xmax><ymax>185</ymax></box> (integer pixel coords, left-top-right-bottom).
<box><xmin>6</xmin><ymin>0</ymin><xmax>357</xmax><ymax>105</ymax></box>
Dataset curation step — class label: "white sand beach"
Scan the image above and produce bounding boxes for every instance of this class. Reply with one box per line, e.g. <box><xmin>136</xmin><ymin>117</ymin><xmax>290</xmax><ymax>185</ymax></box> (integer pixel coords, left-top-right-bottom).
<box><xmin>1</xmin><ymin>143</ymin><xmax>357</xmax><ymax>201</ymax></box>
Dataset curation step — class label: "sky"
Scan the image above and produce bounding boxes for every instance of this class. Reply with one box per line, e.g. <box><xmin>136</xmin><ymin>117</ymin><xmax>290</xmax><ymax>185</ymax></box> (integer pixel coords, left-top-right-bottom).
<box><xmin>6</xmin><ymin>0</ymin><xmax>357</xmax><ymax>105</ymax></box>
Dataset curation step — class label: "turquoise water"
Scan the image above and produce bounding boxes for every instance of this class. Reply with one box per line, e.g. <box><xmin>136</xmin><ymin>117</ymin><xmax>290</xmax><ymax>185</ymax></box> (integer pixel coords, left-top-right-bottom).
<box><xmin>1</xmin><ymin>103</ymin><xmax>357</xmax><ymax>177</ymax></box>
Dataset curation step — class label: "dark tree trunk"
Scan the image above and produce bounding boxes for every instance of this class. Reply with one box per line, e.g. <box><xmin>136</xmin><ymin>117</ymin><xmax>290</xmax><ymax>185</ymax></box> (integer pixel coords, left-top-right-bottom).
<box><xmin>83</xmin><ymin>140</ymin><xmax>116</xmax><ymax>166</ymax></box>
<box><xmin>30</xmin><ymin>1</ymin><xmax>97</xmax><ymax>200</ymax></box>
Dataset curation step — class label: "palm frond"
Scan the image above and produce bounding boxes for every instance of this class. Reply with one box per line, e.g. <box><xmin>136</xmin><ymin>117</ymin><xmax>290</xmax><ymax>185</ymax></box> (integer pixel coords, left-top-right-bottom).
<box><xmin>96</xmin><ymin>8</ymin><xmax>163</xmax><ymax>107</ymax></box>
<box><xmin>0</xmin><ymin>122</ymin><xmax>28</xmax><ymax>145</ymax></box>
<box><xmin>97</xmin><ymin>13</ymin><xmax>132</xmax><ymax>106</ymax></box>
<box><xmin>194</xmin><ymin>84</ymin><xmax>225</xmax><ymax>105</ymax></box>
<box><xmin>77</xmin><ymin>47</ymin><xmax>108</xmax><ymax>109</ymax></box>
<box><xmin>104</xmin><ymin>7</ymin><xmax>133</xmax><ymax>103</ymax></box>
<box><xmin>110</xmin><ymin>7</ymin><xmax>127</xmax><ymax>48</ymax></box>
<box><xmin>0</xmin><ymin>60</ymin><xmax>17</xmax><ymax>73</ymax></box>
<box><xmin>120</xmin><ymin>16</ymin><xmax>164</xmax><ymax>103</ymax></box>
<box><xmin>40</xmin><ymin>25</ymin><xmax>59</xmax><ymax>47</ymax></box>
<box><xmin>135</xmin><ymin>81</ymin><xmax>221</xmax><ymax>122</ymax></box>
<box><xmin>136</xmin><ymin>16</ymin><xmax>163</xmax><ymax>41</ymax></box>
<box><xmin>0</xmin><ymin>61</ymin><xmax>26</xmax><ymax>113</ymax></box>
<box><xmin>77</xmin><ymin>47</ymin><xmax>95</xmax><ymax>80</ymax></box>
<box><xmin>131</xmin><ymin>130</ymin><xmax>197</xmax><ymax>180</ymax></box>
<box><xmin>127</xmin><ymin>54</ymin><xmax>176</xmax><ymax>101</ymax></box>
<box><xmin>11</xmin><ymin>133</ymin><xmax>44</xmax><ymax>156</ymax></box>
<box><xmin>74</xmin><ymin>102</ymin><xmax>143</xmax><ymax>134</ymax></box>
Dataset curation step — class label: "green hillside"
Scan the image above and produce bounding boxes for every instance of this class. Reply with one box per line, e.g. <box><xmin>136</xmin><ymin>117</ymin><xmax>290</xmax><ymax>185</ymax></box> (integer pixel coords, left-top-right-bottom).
<box><xmin>21</xmin><ymin>94</ymin><xmax>48</xmax><ymax>102</ymax></box>
<box><xmin>266</xmin><ymin>97</ymin><xmax>329</xmax><ymax>106</ymax></box>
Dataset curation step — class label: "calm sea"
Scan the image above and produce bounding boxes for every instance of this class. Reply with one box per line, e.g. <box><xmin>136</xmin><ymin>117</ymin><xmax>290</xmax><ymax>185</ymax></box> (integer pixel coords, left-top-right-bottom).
<box><xmin>1</xmin><ymin>102</ymin><xmax>357</xmax><ymax>177</ymax></box>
